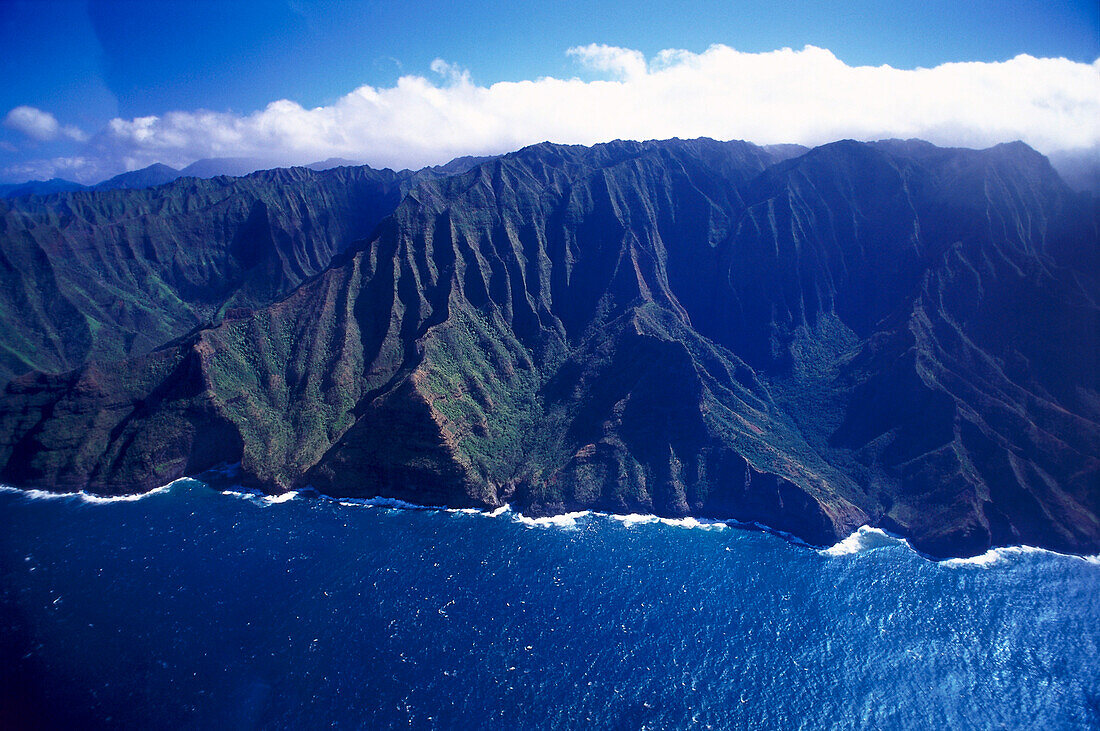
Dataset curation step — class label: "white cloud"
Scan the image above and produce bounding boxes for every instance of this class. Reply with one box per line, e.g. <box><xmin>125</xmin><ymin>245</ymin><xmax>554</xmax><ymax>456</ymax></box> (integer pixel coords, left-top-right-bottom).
<box><xmin>8</xmin><ymin>45</ymin><xmax>1100</xmax><ymax>183</ymax></box>
<box><xmin>5</xmin><ymin>106</ymin><xmax>60</xmax><ymax>141</ymax></box>
<box><xmin>1</xmin><ymin>155</ymin><xmax>95</xmax><ymax>182</ymax></box>
<box><xmin>3</xmin><ymin>105</ymin><xmax>86</xmax><ymax>142</ymax></box>
<box><xmin>568</xmin><ymin>43</ymin><xmax>648</xmax><ymax>80</ymax></box>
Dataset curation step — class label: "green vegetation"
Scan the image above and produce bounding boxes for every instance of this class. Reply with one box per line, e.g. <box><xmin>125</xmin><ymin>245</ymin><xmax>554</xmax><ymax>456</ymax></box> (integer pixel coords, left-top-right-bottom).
<box><xmin>0</xmin><ymin>138</ymin><xmax>1096</xmax><ymax>558</ymax></box>
<box><xmin>0</xmin><ymin>164</ymin><xmax>418</xmax><ymax>383</ymax></box>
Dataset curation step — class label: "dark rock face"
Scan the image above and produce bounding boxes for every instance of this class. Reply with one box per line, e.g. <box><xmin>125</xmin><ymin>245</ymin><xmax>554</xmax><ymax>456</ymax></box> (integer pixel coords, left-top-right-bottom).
<box><xmin>0</xmin><ymin>137</ymin><xmax>1096</xmax><ymax>558</ymax></box>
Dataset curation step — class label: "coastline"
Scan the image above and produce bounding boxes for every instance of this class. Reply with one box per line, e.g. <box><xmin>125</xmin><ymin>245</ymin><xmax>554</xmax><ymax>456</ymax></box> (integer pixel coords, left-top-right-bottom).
<box><xmin>3</xmin><ymin>480</ymin><xmax>1098</xmax><ymax>567</ymax></box>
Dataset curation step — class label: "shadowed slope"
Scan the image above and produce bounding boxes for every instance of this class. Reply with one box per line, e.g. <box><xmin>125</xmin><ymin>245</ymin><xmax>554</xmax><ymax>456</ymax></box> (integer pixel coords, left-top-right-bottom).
<box><xmin>0</xmin><ymin>138</ymin><xmax>1095</xmax><ymax>557</ymax></box>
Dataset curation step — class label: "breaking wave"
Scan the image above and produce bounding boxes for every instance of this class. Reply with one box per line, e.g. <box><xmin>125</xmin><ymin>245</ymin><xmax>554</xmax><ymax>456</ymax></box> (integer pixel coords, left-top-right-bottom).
<box><xmin>939</xmin><ymin>545</ymin><xmax>1100</xmax><ymax>568</ymax></box>
<box><xmin>821</xmin><ymin>526</ymin><xmax>912</xmax><ymax>556</ymax></box>
<box><xmin>0</xmin><ymin>480</ymin><xmax>184</xmax><ymax>504</ymax></box>
<box><xmin>820</xmin><ymin>525</ymin><xmax>1100</xmax><ymax>568</ymax></box>
<box><xmin>511</xmin><ymin>510</ymin><xmax>591</xmax><ymax>529</ymax></box>
<box><xmin>2</xmin><ymin>480</ymin><xmax>1095</xmax><ymax>568</ymax></box>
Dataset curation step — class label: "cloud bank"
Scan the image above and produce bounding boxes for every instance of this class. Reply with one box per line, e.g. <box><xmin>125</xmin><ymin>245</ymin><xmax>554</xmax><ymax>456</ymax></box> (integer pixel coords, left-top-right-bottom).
<box><xmin>8</xmin><ymin>44</ymin><xmax>1100</xmax><ymax>182</ymax></box>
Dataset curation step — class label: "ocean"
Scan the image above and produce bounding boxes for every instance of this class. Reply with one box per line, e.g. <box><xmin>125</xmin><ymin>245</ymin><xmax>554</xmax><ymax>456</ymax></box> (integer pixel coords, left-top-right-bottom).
<box><xmin>1</xmin><ymin>478</ymin><xmax>1097</xmax><ymax>729</ymax></box>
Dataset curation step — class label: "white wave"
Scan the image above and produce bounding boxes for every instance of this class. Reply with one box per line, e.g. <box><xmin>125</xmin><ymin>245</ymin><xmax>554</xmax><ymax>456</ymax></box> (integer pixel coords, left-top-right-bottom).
<box><xmin>821</xmin><ymin>526</ymin><xmax>910</xmax><ymax>556</ymax></box>
<box><xmin>218</xmin><ymin>488</ymin><xmax>266</xmax><ymax>505</ymax></box>
<box><xmin>429</xmin><ymin>503</ymin><xmax>1055</xmax><ymax>565</ymax></box>
<box><xmin>940</xmin><ymin>544</ymin><xmax>1071</xmax><ymax>569</ymax></box>
<box><xmin>509</xmin><ymin>510</ymin><xmax>730</xmax><ymax>531</ymax></box>
<box><xmin>218</xmin><ymin>487</ymin><xmax>310</xmax><ymax>508</ymax></box>
<box><xmin>657</xmin><ymin>516</ymin><xmax>727</xmax><ymax>530</ymax></box>
<box><xmin>9</xmin><ymin>479</ymin><xmax>1089</xmax><ymax>569</ymax></box>
<box><xmin>0</xmin><ymin>480</ymin><xmax>182</xmax><ymax>504</ymax></box>
<box><xmin>941</xmin><ymin>550</ymin><xmax>1010</xmax><ymax>568</ymax></box>
<box><xmin>212</xmin><ymin>489</ymin><xmax>1100</xmax><ymax>566</ymax></box>
<box><xmin>338</xmin><ymin>495</ymin><xmax>448</xmax><ymax>510</ymax></box>
<box><xmin>610</xmin><ymin>513</ymin><xmax>660</xmax><ymax>528</ymax></box>
<box><xmin>444</xmin><ymin>504</ymin><xmax>511</xmax><ymax>519</ymax></box>
<box><xmin>820</xmin><ymin>525</ymin><xmax>1100</xmax><ymax>568</ymax></box>
<box><xmin>512</xmin><ymin>510</ymin><xmax>591</xmax><ymax>529</ymax></box>
<box><xmin>327</xmin><ymin>495</ymin><xmax>506</xmax><ymax>516</ymax></box>
<box><xmin>260</xmin><ymin>491</ymin><xmax>298</xmax><ymax>504</ymax></box>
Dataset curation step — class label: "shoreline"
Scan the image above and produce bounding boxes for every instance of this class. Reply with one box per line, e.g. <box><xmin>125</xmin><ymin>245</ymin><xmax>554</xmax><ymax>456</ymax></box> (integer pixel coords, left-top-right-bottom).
<box><xmin>3</xmin><ymin>480</ymin><xmax>1098</xmax><ymax>567</ymax></box>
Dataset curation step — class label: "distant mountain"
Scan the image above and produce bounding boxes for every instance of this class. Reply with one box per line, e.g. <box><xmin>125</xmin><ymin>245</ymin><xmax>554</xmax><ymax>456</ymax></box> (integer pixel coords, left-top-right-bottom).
<box><xmin>178</xmin><ymin>157</ymin><xmax>274</xmax><ymax>179</ymax></box>
<box><xmin>0</xmin><ymin>177</ymin><xmax>87</xmax><ymax>198</ymax></box>
<box><xmin>761</xmin><ymin>143</ymin><xmax>809</xmax><ymax>160</ymax></box>
<box><xmin>0</xmin><ymin>153</ymin><xmax>522</xmax><ymax>198</ymax></box>
<box><xmin>305</xmin><ymin>157</ymin><xmax>364</xmax><ymax>171</ymax></box>
<box><xmin>92</xmin><ymin>163</ymin><xmax>181</xmax><ymax>191</ymax></box>
<box><xmin>1</xmin><ymin>160</ymin><xmax>274</xmax><ymax>199</ymax></box>
<box><xmin>0</xmin><ymin>138</ymin><xmax>1096</xmax><ymax>559</ymax></box>
<box><xmin>425</xmin><ymin>154</ymin><xmax>500</xmax><ymax>175</ymax></box>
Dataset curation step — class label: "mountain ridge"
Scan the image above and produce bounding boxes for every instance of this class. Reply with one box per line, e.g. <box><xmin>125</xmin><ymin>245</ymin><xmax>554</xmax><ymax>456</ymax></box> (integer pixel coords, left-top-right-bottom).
<box><xmin>0</xmin><ymin>154</ymin><xmax>501</xmax><ymax>383</ymax></box>
<box><xmin>0</xmin><ymin>137</ymin><xmax>1096</xmax><ymax>558</ymax></box>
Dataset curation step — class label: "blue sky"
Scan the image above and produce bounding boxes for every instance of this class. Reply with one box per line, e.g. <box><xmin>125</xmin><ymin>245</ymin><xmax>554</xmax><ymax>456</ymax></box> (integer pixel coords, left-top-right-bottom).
<box><xmin>2</xmin><ymin>0</ymin><xmax>1098</xmax><ymax>183</ymax></box>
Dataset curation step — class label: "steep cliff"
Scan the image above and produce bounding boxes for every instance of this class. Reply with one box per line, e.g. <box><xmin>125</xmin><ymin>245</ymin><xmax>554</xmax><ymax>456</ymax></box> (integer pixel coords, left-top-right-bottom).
<box><xmin>0</xmin><ymin>163</ymin><xmax>451</xmax><ymax>382</ymax></box>
<box><xmin>0</xmin><ymin>138</ymin><xmax>1095</xmax><ymax>557</ymax></box>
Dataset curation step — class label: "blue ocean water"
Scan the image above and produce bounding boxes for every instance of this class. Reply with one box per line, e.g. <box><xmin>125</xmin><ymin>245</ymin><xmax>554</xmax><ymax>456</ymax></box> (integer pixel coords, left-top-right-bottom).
<box><xmin>0</xmin><ymin>479</ymin><xmax>1097</xmax><ymax>729</ymax></box>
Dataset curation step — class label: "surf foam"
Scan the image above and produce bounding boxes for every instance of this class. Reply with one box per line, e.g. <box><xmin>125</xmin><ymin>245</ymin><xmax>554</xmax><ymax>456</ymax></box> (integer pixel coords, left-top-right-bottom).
<box><xmin>0</xmin><ymin>481</ymin><xmax>182</xmax><ymax>504</ymax></box>
<box><xmin>512</xmin><ymin>511</ymin><xmax>591</xmax><ymax>529</ymax></box>
<box><xmin>610</xmin><ymin>513</ymin><xmax>660</xmax><ymax>528</ymax></box>
<box><xmin>939</xmin><ymin>544</ymin><xmax>1092</xmax><ymax>569</ymax></box>
<box><xmin>820</xmin><ymin>525</ymin><xmax>1100</xmax><ymax>568</ymax></box>
<box><xmin>821</xmin><ymin>526</ymin><xmax>911</xmax><ymax>556</ymax></box>
<box><xmin>9</xmin><ymin>479</ymin><xmax>1091</xmax><ymax>569</ymax></box>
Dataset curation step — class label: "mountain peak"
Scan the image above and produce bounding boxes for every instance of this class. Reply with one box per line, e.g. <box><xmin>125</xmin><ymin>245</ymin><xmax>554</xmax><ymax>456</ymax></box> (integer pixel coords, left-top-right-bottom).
<box><xmin>93</xmin><ymin>163</ymin><xmax>181</xmax><ymax>192</ymax></box>
<box><xmin>178</xmin><ymin>157</ymin><xmax>275</xmax><ymax>179</ymax></box>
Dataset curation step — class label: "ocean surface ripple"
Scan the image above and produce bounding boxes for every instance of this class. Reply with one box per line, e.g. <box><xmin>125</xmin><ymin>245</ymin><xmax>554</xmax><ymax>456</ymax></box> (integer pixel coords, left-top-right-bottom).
<box><xmin>1</xmin><ymin>479</ymin><xmax>1097</xmax><ymax>729</ymax></box>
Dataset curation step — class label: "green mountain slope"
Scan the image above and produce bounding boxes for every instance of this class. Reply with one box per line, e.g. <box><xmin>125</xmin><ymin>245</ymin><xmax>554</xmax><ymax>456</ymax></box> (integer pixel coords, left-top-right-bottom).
<box><xmin>0</xmin><ymin>165</ymin><xmax>426</xmax><ymax>382</ymax></box>
<box><xmin>0</xmin><ymin>138</ymin><xmax>1095</xmax><ymax>558</ymax></box>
